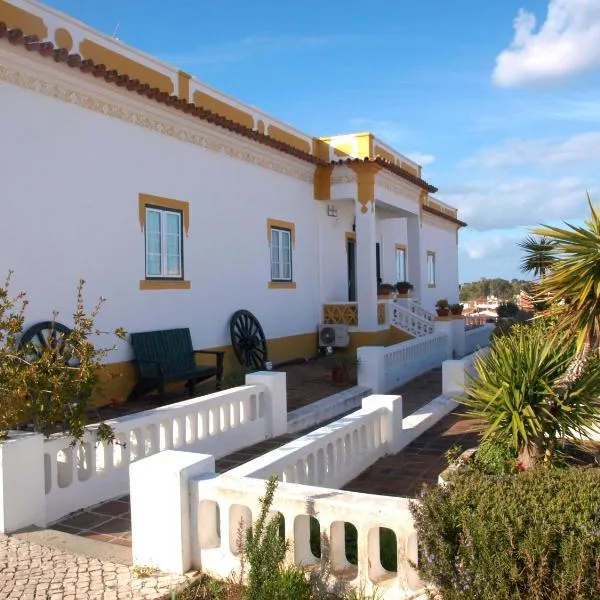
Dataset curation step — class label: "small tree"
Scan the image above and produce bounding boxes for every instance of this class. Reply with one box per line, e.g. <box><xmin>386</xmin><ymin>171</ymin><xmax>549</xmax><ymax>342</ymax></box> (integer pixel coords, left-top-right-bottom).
<box><xmin>0</xmin><ymin>271</ymin><xmax>125</xmax><ymax>444</ymax></box>
<box><xmin>463</xmin><ymin>321</ymin><xmax>600</xmax><ymax>469</ymax></box>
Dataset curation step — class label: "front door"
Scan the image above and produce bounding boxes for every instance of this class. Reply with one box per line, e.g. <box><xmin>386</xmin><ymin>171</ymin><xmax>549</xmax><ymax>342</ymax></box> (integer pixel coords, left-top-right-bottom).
<box><xmin>347</xmin><ymin>237</ymin><xmax>356</xmax><ymax>302</ymax></box>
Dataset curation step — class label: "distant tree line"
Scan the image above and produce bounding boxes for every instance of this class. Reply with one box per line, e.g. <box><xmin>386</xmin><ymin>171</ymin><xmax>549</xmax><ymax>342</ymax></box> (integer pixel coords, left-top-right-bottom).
<box><xmin>459</xmin><ymin>278</ymin><xmax>533</xmax><ymax>303</ymax></box>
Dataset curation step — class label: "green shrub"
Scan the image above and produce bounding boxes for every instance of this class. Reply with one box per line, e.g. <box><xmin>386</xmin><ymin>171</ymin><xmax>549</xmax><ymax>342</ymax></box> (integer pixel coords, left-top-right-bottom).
<box><xmin>410</xmin><ymin>466</ymin><xmax>600</xmax><ymax>600</ymax></box>
<box><xmin>474</xmin><ymin>439</ymin><xmax>519</xmax><ymax>475</ymax></box>
<box><xmin>463</xmin><ymin>322</ymin><xmax>600</xmax><ymax>468</ymax></box>
<box><xmin>0</xmin><ymin>272</ymin><xmax>125</xmax><ymax>444</ymax></box>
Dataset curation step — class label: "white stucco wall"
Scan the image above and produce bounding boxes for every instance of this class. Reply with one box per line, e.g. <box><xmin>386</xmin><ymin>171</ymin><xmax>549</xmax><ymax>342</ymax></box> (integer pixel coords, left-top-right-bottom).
<box><xmin>0</xmin><ymin>50</ymin><xmax>321</xmax><ymax>363</ymax></box>
<box><xmin>420</xmin><ymin>216</ymin><xmax>460</xmax><ymax>310</ymax></box>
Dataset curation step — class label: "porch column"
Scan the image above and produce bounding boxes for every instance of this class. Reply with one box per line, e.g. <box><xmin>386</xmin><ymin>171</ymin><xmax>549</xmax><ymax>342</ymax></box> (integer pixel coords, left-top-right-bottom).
<box><xmin>406</xmin><ymin>215</ymin><xmax>422</xmax><ymax>298</ymax></box>
<box><xmin>355</xmin><ymin>198</ymin><xmax>379</xmax><ymax>330</ymax></box>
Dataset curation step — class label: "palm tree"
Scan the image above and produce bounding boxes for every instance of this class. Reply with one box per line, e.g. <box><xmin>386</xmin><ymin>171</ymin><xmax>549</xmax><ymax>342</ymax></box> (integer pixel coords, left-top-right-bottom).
<box><xmin>518</xmin><ymin>234</ymin><xmax>555</xmax><ymax>279</ymax></box>
<box><xmin>531</xmin><ymin>194</ymin><xmax>600</xmax><ymax>390</ymax></box>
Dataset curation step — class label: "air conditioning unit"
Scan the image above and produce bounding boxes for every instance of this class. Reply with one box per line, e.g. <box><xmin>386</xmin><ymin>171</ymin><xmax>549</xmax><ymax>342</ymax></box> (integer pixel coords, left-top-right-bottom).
<box><xmin>318</xmin><ymin>324</ymin><xmax>350</xmax><ymax>348</ymax></box>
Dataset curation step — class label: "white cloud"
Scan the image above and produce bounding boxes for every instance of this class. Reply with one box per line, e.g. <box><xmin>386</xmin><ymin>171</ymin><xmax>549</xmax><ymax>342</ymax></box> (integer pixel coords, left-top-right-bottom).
<box><xmin>493</xmin><ymin>0</ymin><xmax>600</xmax><ymax>87</ymax></box>
<box><xmin>440</xmin><ymin>176</ymin><xmax>593</xmax><ymax>230</ymax></box>
<box><xmin>463</xmin><ymin>131</ymin><xmax>600</xmax><ymax>169</ymax></box>
<box><xmin>461</xmin><ymin>230</ymin><xmax>522</xmax><ymax>260</ymax></box>
<box><xmin>406</xmin><ymin>151</ymin><xmax>435</xmax><ymax>166</ymax></box>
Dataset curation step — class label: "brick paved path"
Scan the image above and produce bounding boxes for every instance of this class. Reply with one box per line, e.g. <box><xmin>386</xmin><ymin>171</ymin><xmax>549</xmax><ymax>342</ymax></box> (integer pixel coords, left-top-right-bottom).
<box><xmin>0</xmin><ymin>536</ymin><xmax>187</xmax><ymax>600</ymax></box>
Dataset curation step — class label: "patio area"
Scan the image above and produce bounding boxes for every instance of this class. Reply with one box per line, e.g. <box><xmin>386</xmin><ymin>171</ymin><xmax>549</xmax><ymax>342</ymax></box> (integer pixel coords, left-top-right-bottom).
<box><xmin>51</xmin><ymin>367</ymin><xmax>447</xmax><ymax>549</ymax></box>
<box><xmin>91</xmin><ymin>357</ymin><xmax>356</xmax><ymax>422</ymax></box>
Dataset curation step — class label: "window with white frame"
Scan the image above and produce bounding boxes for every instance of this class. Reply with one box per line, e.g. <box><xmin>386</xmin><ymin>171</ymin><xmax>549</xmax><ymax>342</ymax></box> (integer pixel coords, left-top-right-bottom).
<box><xmin>270</xmin><ymin>227</ymin><xmax>293</xmax><ymax>281</ymax></box>
<box><xmin>427</xmin><ymin>251</ymin><xmax>436</xmax><ymax>287</ymax></box>
<box><xmin>396</xmin><ymin>245</ymin><xmax>407</xmax><ymax>282</ymax></box>
<box><xmin>145</xmin><ymin>206</ymin><xmax>183</xmax><ymax>279</ymax></box>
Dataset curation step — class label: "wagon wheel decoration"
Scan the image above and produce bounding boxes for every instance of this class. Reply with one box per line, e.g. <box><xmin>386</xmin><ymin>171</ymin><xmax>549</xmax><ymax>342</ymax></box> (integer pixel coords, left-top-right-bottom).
<box><xmin>229</xmin><ymin>310</ymin><xmax>268</xmax><ymax>371</ymax></box>
<box><xmin>18</xmin><ymin>321</ymin><xmax>79</xmax><ymax>367</ymax></box>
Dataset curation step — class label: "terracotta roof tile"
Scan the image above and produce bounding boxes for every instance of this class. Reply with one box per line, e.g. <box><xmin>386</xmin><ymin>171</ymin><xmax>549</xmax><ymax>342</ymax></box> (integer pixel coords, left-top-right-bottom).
<box><xmin>332</xmin><ymin>156</ymin><xmax>438</xmax><ymax>194</ymax></box>
<box><xmin>422</xmin><ymin>204</ymin><xmax>467</xmax><ymax>227</ymax></box>
<box><xmin>0</xmin><ymin>24</ymin><xmax>324</xmax><ymax>166</ymax></box>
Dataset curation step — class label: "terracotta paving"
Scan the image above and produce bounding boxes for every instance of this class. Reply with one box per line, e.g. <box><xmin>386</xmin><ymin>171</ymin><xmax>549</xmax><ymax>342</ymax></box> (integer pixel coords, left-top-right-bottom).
<box><xmin>343</xmin><ymin>408</ymin><xmax>480</xmax><ymax>498</ymax></box>
<box><xmin>52</xmin><ymin>367</ymin><xmax>450</xmax><ymax>548</ymax></box>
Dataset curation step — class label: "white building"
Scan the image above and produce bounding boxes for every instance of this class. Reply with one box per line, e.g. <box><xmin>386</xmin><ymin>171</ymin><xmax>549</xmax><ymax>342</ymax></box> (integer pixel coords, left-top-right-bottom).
<box><xmin>0</xmin><ymin>0</ymin><xmax>466</xmax><ymax>402</ymax></box>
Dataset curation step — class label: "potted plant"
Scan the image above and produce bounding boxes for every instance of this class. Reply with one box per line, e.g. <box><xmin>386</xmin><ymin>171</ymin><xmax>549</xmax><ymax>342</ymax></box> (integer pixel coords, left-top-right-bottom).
<box><xmin>435</xmin><ymin>298</ymin><xmax>450</xmax><ymax>317</ymax></box>
<box><xmin>395</xmin><ymin>281</ymin><xmax>413</xmax><ymax>296</ymax></box>
<box><xmin>329</xmin><ymin>354</ymin><xmax>359</xmax><ymax>386</ymax></box>
<box><xmin>449</xmin><ymin>302</ymin><xmax>463</xmax><ymax>316</ymax></box>
<box><xmin>377</xmin><ymin>283</ymin><xmax>395</xmax><ymax>299</ymax></box>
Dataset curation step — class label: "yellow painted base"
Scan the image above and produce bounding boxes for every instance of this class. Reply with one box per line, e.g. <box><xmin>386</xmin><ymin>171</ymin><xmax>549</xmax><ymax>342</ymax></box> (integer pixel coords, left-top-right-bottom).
<box><xmin>342</xmin><ymin>327</ymin><xmax>414</xmax><ymax>358</ymax></box>
<box><xmin>92</xmin><ymin>331</ymin><xmax>318</xmax><ymax>407</ymax></box>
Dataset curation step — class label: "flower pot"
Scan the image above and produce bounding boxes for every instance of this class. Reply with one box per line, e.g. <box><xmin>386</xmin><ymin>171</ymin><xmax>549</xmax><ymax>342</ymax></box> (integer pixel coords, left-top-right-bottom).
<box><xmin>378</xmin><ymin>293</ymin><xmax>392</xmax><ymax>300</ymax></box>
<box><xmin>396</xmin><ymin>288</ymin><xmax>411</xmax><ymax>296</ymax></box>
<box><xmin>436</xmin><ymin>308</ymin><xmax>450</xmax><ymax>317</ymax></box>
<box><xmin>451</xmin><ymin>310</ymin><xmax>463</xmax><ymax>317</ymax></box>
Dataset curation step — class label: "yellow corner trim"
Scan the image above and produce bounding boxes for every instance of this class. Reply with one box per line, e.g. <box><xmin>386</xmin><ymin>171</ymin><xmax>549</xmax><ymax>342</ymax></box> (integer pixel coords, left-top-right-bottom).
<box><xmin>395</xmin><ymin>243</ymin><xmax>407</xmax><ymax>251</ymax></box>
<box><xmin>345</xmin><ymin>231</ymin><xmax>356</xmax><ymax>241</ymax></box>
<box><xmin>267</xmin><ymin>218</ymin><xmax>296</xmax><ymax>246</ymax></box>
<box><xmin>139</xmin><ymin>193</ymin><xmax>190</xmax><ymax>236</ymax></box>
<box><xmin>268</xmin><ymin>281</ymin><xmax>297</xmax><ymax>290</ymax></box>
<box><xmin>140</xmin><ymin>280</ymin><xmax>191</xmax><ymax>290</ymax></box>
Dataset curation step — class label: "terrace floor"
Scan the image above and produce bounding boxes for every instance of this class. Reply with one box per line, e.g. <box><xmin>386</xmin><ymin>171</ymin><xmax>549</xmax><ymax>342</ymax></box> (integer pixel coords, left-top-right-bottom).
<box><xmin>92</xmin><ymin>356</ymin><xmax>356</xmax><ymax>422</ymax></box>
<box><xmin>51</xmin><ymin>367</ymin><xmax>447</xmax><ymax>548</ymax></box>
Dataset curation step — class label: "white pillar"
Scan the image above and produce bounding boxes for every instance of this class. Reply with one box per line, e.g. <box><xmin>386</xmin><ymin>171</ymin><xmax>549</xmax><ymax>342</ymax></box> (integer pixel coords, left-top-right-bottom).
<box><xmin>245</xmin><ymin>371</ymin><xmax>287</xmax><ymax>437</ymax></box>
<box><xmin>357</xmin><ymin>346</ymin><xmax>385</xmax><ymax>393</ymax></box>
<box><xmin>434</xmin><ymin>319</ymin><xmax>453</xmax><ymax>359</ymax></box>
<box><xmin>406</xmin><ymin>216</ymin><xmax>422</xmax><ymax>299</ymax></box>
<box><xmin>355</xmin><ymin>199</ymin><xmax>379</xmax><ymax>331</ymax></box>
<box><xmin>451</xmin><ymin>317</ymin><xmax>466</xmax><ymax>358</ymax></box>
<box><xmin>130</xmin><ymin>451</ymin><xmax>215</xmax><ymax>574</ymax></box>
<box><xmin>362</xmin><ymin>394</ymin><xmax>404</xmax><ymax>453</ymax></box>
<box><xmin>0</xmin><ymin>431</ymin><xmax>46</xmax><ymax>533</ymax></box>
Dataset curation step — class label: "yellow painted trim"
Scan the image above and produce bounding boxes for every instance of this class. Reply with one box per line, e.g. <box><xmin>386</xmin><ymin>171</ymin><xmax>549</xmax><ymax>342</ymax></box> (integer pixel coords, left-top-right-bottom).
<box><xmin>348</xmin><ymin>162</ymin><xmax>382</xmax><ymax>213</ymax></box>
<box><xmin>139</xmin><ymin>280</ymin><xmax>191</xmax><ymax>290</ymax></box>
<box><xmin>395</xmin><ymin>243</ymin><xmax>407</xmax><ymax>251</ymax></box>
<box><xmin>193</xmin><ymin>90</ymin><xmax>254</xmax><ymax>128</ymax></box>
<box><xmin>267</xmin><ymin>218</ymin><xmax>296</xmax><ymax>246</ymax></box>
<box><xmin>139</xmin><ymin>193</ymin><xmax>190</xmax><ymax>236</ymax></box>
<box><xmin>314</xmin><ymin>165</ymin><xmax>333</xmax><ymax>201</ymax></box>
<box><xmin>0</xmin><ymin>1</ymin><xmax>47</xmax><ymax>39</ymax></box>
<box><xmin>54</xmin><ymin>27</ymin><xmax>73</xmax><ymax>51</ymax></box>
<box><xmin>177</xmin><ymin>71</ymin><xmax>191</xmax><ymax>102</ymax></box>
<box><xmin>312</xmin><ymin>137</ymin><xmax>330</xmax><ymax>162</ymax></box>
<box><xmin>257</xmin><ymin>120</ymin><xmax>265</xmax><ymax>134</ymax></box>
<box><xmin>268</xmin><ymin>281</ymin><xmax>297</xmax><ymax>290</ymax></box>
<box><xmin>345</xmin><ymin>232</ymin><xmax>356</xmax><ymax>241</ymax></box>
<box><xmin>92</xmin><ymin>332</ymin><xmax>318</xmax><ymax>405</ymax></box>
<box><xmin>267</xmin><ymin>125</ymin><xmax>311</xmax><ymax>154</ymax></box>
<box><xmin>356</xmin><ymin>133</ymin><xmax>374</xmax><ymax>159</ymax></box>
<box><xmin>374</xmin><ymin>144</ymin><xmax>396</xmax><ymax>164</ymax></box>
<box><xmin>79</xmin><ymin>39</ymin><xmax>174</xmax><ymax>94</ymax></box>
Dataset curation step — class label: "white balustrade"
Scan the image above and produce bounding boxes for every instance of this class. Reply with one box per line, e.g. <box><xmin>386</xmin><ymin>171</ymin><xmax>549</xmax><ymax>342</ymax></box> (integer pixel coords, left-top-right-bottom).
<box><xmin>390</xmin><ymin>303</ymin><xmax>434</xmax><ymax>337</ymax></box>
<box><xmin>0</xmin><ymin>372</ymin><xmax>286</xmax><ymax>531</ymax></box>
<box><xmin>358</xmin><ymin>333</ymin><xmax>449</xmax><ymax>394</ymax></box>
<box><xmin>405</xmin><ymin>299</ymin><xmax>435</xmax><ymax>323</ymax></box>
<box><xmin>189</xmin><ymin>477</ymin><xmax>423</xmax><ymax>600</ymax></box>
<box><xmin>226</xmin><ymin>394</ymin><xmax>403</xmax><ymax>489</ymax></box>
<box><xmin>464</xmin><ymin>323</ymin><xmax>495</xmax><ymax>355</ymax></box>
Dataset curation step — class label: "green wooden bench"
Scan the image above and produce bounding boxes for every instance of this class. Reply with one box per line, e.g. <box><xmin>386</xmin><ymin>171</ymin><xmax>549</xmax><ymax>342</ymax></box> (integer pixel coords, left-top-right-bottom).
<box><xmin>128</xmin><ymin>328</ymin><xmax>224</xmax><ymax>400</ymax></box>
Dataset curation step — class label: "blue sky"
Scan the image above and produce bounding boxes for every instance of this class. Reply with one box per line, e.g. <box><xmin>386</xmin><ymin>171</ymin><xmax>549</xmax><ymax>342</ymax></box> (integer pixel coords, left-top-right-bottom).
<box><xmin>45</xmin><ymin>0</ymin><xmax>600</xmax><ymax>282</ymax></box>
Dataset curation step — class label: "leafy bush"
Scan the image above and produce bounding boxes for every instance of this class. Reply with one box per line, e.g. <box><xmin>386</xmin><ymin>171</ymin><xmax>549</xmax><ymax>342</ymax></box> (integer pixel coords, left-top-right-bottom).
<box><xmin>496</xmin><ymin>302</ymin><xmax>519</xmax><ymax>318</ymax></box>
<box><xmin>410</xmin><ymin>467</ymin><xmax>600</xmax><ymax>600</ymax></box>
<box><xmin>463</xmin><ymin>321</ymin><xmax>600</xmax><ymax>468</ymax></box>
<box><xmin>0</xmin><ymin>272</ymin><xmax>125</xmax><ymax>443</ymax></box>
<box><xmin>242</xmin><ymin>476</ymin><xmax>312</xmax><ymax>600</ymax></box>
